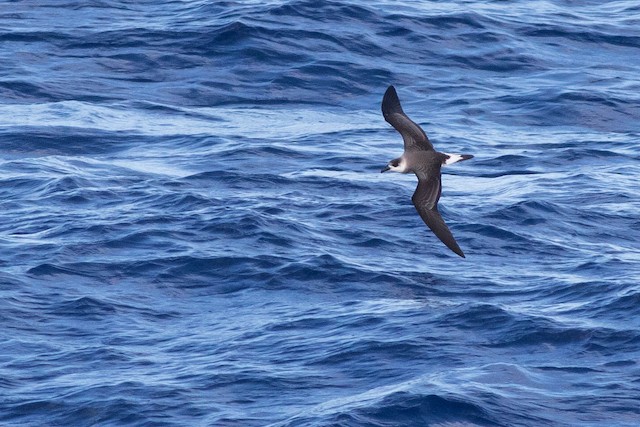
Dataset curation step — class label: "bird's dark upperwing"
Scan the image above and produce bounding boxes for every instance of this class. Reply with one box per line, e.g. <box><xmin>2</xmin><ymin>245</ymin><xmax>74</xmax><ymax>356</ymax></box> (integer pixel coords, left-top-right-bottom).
<box><xmin>411</xmin><ymin>175</ymin><xmax>465</xmax><ymax>257</ymax></box>
<box><xmin>381</xmin><ymin>85</ymin><xmax>434</xmax><ymax>152</ymax></box>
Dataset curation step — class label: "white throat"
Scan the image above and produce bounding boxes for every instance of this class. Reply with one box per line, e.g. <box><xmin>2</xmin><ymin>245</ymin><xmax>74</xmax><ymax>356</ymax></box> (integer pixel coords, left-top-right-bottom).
<box><xmin>389</xmin><ymin>157</ymin><xmax>409</xmax><ymax>173</ymax></box>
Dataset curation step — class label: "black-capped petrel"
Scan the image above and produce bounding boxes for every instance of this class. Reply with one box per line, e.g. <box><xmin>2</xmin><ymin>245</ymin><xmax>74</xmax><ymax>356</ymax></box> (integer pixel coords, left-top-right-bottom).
<box><xmin>380</xmin><ymin>85</ymin><xmax>472</xmax><ymax>258</ymax></box>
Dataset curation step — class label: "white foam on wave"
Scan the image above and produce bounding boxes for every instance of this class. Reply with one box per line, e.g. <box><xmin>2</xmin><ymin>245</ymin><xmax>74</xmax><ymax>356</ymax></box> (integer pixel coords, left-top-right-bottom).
<box><xmin>0</xmin><ymin>101</ymin><xmax>378</xmax><ymax>139</ymax></box>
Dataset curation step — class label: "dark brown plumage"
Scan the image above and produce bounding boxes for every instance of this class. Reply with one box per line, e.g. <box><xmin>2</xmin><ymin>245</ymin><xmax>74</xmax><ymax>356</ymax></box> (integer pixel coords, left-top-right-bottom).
<box><xmin>380</xmin><ymin>85</ymin><xmax>473</xmax><ymax>257</ymax></box>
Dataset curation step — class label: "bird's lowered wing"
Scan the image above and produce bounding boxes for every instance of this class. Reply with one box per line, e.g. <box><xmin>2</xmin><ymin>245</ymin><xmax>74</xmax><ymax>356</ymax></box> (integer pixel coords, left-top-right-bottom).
<box><xmin>411</xmin><ymin>175</ymin><xmax>465</xmax><ymax>257</ymax></box>
<box><xmin>381</xmin><ymin>85</ymin><xmax>434</xmax><ymax>152</ymax></box>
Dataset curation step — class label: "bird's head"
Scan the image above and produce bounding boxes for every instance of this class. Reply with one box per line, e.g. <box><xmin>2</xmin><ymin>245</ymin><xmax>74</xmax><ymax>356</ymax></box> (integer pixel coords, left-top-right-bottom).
<box><xmin>381</xmin><ymin>157</ymin><xmax>406</xmax><ymax>173</ymax></box>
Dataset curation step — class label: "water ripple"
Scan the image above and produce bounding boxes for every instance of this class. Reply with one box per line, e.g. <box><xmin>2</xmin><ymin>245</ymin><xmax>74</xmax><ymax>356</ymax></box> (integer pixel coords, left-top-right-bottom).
<box><xmin>1</xmin><ymin>0</ymin><xmax>639</xmax><ymax>426</ymax></box>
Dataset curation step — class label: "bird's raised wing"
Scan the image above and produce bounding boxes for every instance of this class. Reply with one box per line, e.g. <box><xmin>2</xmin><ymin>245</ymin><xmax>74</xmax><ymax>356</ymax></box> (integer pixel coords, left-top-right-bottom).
<box><xmin>411</xmin><ymin>175</ymin><xmax>465</xmax><ymax>257</ymax></box>
<box><xmin>381</xmin><ymin>85</ymin><xmax>434</xmax><ymax>152</ymax></box>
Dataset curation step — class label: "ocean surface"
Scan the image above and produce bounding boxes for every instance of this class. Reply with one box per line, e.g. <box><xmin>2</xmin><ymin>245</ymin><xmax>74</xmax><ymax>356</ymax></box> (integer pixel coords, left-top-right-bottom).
<box><xmin>1</xmin><ymin>1</ymin><xmax>639</xmax><ymax>426</ymax></box>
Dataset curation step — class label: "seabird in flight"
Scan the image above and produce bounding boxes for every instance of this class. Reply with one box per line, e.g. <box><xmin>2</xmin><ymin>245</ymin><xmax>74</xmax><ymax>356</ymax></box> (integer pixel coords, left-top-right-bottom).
<box><xmin>380</xmin><ymin>85</ymin><xmax>473</xmax><ymax>257</ymax></box>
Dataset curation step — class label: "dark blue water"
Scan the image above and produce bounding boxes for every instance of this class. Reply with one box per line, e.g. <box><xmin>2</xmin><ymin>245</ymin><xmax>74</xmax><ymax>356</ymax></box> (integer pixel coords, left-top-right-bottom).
<box><xmin>2</xmin><ymin>1</ymin><xmax>639</xmax><ymax>426</ymax></box>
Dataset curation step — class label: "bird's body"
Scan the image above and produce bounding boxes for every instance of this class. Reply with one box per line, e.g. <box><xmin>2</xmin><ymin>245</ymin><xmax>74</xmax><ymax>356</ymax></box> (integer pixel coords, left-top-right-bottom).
<box><xmin>380</xmin><ymin>85</ymin><xmax>472</xmax><ymax>257</ymax></box>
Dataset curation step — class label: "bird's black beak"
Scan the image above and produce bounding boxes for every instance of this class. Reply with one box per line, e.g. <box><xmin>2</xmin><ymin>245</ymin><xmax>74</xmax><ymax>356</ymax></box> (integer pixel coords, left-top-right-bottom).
<box><xmin>381</xmin><ymin>165</ymin><xmax>390</xmax><ymax>173</ymax></box>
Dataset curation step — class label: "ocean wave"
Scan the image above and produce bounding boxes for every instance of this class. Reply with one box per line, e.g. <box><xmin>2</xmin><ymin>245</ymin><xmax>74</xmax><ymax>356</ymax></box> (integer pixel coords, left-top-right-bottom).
<box><xmin>324</xmin><ymin>392</ymin><xmax>497</xmax><ymax>427</ymax></box>
<box><xmin>2</xmin><ymin>0</ymin><xmax>640</xmax><ymax>426</ymax></box>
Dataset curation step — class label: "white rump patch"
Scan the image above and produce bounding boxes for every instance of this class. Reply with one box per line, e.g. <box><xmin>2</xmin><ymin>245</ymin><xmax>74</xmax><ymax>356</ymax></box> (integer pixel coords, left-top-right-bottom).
<box><xmin>443</xmin><ymin>153</ymin><xmax>465</xmax><ymax>165</ymax></box>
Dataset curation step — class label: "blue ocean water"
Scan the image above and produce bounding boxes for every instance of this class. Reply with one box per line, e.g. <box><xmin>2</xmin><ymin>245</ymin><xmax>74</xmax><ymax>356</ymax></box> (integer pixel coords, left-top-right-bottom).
<box><xmin>1</xmin><ymin>0</ymin><xmax>639</xmax><ymax>425</ymax></box>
